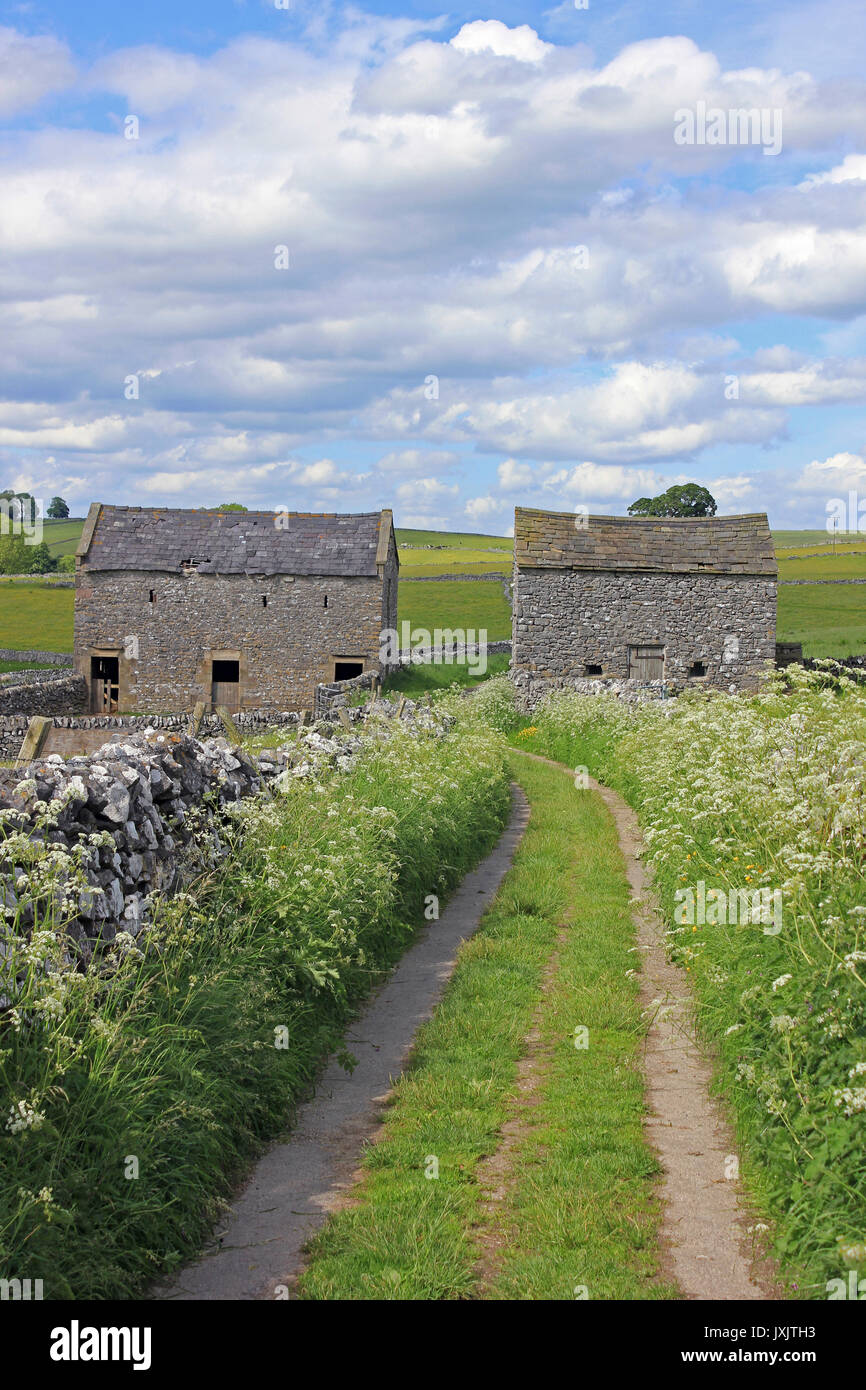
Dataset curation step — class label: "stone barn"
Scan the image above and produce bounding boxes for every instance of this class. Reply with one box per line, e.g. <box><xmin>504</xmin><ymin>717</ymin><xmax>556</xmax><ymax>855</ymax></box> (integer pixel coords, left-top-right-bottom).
<box><xmin>512</xmin><ymin>508</ymin><xmax>777</xmax><ymax>691</ymax></box>
<box><xmin>74</xmin><ymin>505</ymin><xmax>398</xmax><ymax>713</ymax></box>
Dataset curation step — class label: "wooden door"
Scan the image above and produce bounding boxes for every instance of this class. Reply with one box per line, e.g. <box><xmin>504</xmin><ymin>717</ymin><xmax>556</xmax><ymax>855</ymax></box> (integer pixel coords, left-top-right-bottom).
<box><xmin>628</xmin><ymin>644</ymin><xmax>665</xmax><ymax>680</ymax></box>
<box><xmin>212</xmin><ymin>680</ymin><xmax>240</xmax><ymax>712</ymax></box>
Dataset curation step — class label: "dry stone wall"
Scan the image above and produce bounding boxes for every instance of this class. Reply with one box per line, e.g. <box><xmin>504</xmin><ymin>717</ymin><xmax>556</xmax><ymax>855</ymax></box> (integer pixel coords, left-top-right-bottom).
<box><xmin>0</xmin><ymin>672</ymin><xmax>87</xmax><ymax>722</ymax></box>
<box><xmin>0</xmin><ymin>696</ymin><xmax>451</xmax><ymax>966</ymax></box>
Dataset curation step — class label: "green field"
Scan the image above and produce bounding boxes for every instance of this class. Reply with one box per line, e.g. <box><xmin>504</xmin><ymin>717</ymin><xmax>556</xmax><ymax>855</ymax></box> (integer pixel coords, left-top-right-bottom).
<box><xmin>397</xmin><ymin>529</ymin><xmax>512</xmax><ymax>578</ymax></box>
<box><xmin>777</xmin><ymin>585</ymin><xmax>866</xmax><ymax>658</ymax></box>
<box><xmin>398</xmin><ymin>579</ymin><xmax>512</xmax><ymax>642</ymax></box>
<box><xmin>0</xmin><ymin>580</ymin><xmax>74</xmax><ymax>651</ymax></box>
<box><xmin>777</xmin><ymin>551</ymin><xmax>866</xmax><ymax>579</ymax></box>
<box><xmin>771</xmin><ymin>529</ymin><xmax>865</xmax><ymax>549</ymax></box>
<box><xmin>41</xmin><ymin>517</ymin><xmax>86</xmax><ymax>558</ymax></box>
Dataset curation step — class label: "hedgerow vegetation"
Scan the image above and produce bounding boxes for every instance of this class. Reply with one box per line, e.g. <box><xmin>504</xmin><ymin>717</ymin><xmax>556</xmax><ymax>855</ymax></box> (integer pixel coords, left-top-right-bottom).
<box><xmin>0</xmin><ymin>718</ymin><xmax>509</xmax><ymax>1299</ymax></box>
<box><xmin>483</xmin><ymin>668</ymin><xmax>866</xmax><ymax>1294</ymax></box>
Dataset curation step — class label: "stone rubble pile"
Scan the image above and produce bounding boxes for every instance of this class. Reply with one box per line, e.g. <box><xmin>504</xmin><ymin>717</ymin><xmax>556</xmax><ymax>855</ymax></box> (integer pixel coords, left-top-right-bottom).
<box><xmin>0</xmin><ymin>694</ymin><xmax>451</xmax><ymax>960</ymax></box>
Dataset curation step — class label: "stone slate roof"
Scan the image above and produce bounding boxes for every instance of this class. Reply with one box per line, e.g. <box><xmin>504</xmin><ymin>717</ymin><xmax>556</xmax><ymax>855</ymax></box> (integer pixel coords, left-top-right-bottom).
<box><xmin>78</xmin><ymin>506</ymin><xmax>394</xmax><ymax>577</ymax></box>
<box><xmin>514</xmin><ymin>508</ymin><xmax>777</xmax><ymax>576</ymax></box>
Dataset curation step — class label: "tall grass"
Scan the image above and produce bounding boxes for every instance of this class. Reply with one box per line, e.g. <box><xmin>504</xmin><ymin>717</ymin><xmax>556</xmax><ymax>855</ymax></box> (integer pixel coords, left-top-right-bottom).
<box><xmin>0</xmin><ymin>720</ymin><xmax>509</xmax><ymax>1298</ymax></box>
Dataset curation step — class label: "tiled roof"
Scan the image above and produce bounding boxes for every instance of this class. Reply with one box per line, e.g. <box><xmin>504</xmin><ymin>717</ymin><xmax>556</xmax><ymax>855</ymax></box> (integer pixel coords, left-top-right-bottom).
<box><xmin>514</xmin><ymin>508</ymin><xmax>777</xmax><ymax>576</ymax></box>
<box><xmin>78</xmin><ymin>506</ymin><xmax>393</xmax><ymax>577</ymax></box>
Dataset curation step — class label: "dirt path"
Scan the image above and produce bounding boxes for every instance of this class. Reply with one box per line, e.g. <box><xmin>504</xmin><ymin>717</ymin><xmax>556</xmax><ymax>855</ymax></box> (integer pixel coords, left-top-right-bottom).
<box><xmin>157</xmin><ymin>787</ymin><xmax>530</xmax><ymax>1301</ymax></box>
<box><xmin>513</xmin><ymin>751</ymin><xmax>774</xmax><ymax>1301</ymax></box>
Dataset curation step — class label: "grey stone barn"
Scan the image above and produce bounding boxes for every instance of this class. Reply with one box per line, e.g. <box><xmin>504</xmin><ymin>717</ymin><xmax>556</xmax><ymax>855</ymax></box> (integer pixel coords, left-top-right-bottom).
<box><xmin>512</xmin><ymin>508</ymin><xmax>777</xmax><ymax>690</ymax></box>
<box><xmin>74</xmin><ymin>505</ymin><xmax>398</xmax><ymax>713</ymax></box>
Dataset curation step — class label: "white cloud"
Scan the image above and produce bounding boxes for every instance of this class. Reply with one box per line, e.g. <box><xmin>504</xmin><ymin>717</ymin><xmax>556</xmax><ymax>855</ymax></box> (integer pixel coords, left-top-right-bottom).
<box><xmin>497</xmin><ymin>458</ymin><xmax>534</xmax><ymax>489</ymax></box>
<box><xmin>396</xmin><ymin>476</ymin><xmax>459</xmax><ymax>501</ymax></box>
<box><xmin>792</xmin><ymin>452</ymin><xmax>866</xmax><ymax>492</ymax></box>
<box><xmin>450</xmin><ymin>21</ymin><xmax>553</xmax><ymax>64</ymax></box>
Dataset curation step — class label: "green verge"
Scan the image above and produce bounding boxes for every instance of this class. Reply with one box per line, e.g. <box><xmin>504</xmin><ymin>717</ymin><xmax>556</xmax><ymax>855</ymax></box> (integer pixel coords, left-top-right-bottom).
<box><xmin>297</xmin><ymin>753</ymin><xmax>671</xmax><ymax>1301</ymax></box>
<box><xmin>0</xmin><ymin>722</ymin><xmax>508</xmax><ymax>1299</ymax></box>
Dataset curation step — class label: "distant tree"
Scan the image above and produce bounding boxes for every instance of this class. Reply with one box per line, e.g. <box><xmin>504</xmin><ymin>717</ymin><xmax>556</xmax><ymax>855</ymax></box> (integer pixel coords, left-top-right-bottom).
<box><xmin>47</xmin><ymin>496</ymin><xmax>70</xmax><ymax>518</ymax></box>
<box><xmin>629</xmin><ymin>484</ymin><xmax>717</xmax><ymax>518</ymax></box>
<box><xmin>215</xmin><ymin>502</ymin><xmax>247</xmax><ymax>511</ymax></box>
<box><xmin>25</xmin><ymin>541</ymin><xmax>57</xmax><ymax>574</ymax></box>
<box><xmin>57</xmin><ymin>553</ymin><xmax>76</xmax><ymax>573</ymax></box>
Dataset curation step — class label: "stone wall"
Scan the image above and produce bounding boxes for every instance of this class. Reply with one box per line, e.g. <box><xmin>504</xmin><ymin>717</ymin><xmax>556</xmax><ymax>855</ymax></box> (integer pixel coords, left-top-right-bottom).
<box><xmin>0</xmin><ymin>729</ymin><xmax>263</xmax><ymax>963</ymax></box>
<box><xmin>513</xmin><ymin>569</ymin><xmax>776</xmax><ymax>692</ymax></box>
<box><xmin>0</xmin><ymin>667</ymin><xmax>78</xmax><ymax>690</ymax></box>
<box><xmin>0</xmin><ymin>672</ymin><xmax>87</xmax><ymax>723</ymax></box>
<box><xmin>513</xmin><ymin>670</ymin><xmax>677</xmax><ymax>712</ymax></box>
<box><xmin>0</xmin><ymin>706</ymin><xmax>303</xmax><ymax>762</ymax></box>
<box><xmin>0</xmin><ymin>648</ymin><xmax>72</xmax><ymax>665</ymax></box>
<box><xmin>74</xmin><ymin>566</ymin><xmax>396</xmax><ymax>713</ymax></box>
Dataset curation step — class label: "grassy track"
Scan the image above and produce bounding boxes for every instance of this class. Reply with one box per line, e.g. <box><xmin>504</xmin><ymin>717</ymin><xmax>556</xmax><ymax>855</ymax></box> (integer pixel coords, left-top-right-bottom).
<box><xmin>0</xmin><ymin>659</ymin><xmax>57</xmax><ymax>673</ymax></box>
<box><xmin>297</xmin><ymin>753</ymin><xmax>670</xmax><ymax>1301</ymax></box>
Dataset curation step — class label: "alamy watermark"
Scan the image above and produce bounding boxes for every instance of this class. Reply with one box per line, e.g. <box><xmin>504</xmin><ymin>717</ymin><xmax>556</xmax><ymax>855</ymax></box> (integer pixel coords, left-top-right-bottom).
<box><xmin>0</xmin><ymin>496</ymin><xmax>43</xmax><ymax>544</ymax></box>
<box><xmin>674</xmin><ymin>101</ymin><xmax>783</xmax><ymax>157</ymax></box>
<box><xmin>379</xmin><ymin>621</ymin><xmax>489</xmax><ymax>678</ymax></box>
<box><xmin>826</xmin><ymin>491</ymin><xmax>866</xmax><ymax>535</ymax></box>
<box><xmin>675</xmin><ymin>879</ymin><xmax>782</xmax><ymax>936</ymax></box>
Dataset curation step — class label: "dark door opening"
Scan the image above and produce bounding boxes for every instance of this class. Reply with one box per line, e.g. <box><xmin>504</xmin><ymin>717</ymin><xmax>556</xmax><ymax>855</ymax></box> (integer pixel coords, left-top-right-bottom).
<box><xmin>91</xmin><ymin>655</ymin><xmax>119</xmax><ymax>713</ymax></box>
<box><xmin>334</xmin><ymin>660</ymin><xmax>364</xmax><ymax>681</ymax></box>
<box><xmin>211</xmin><ymin>659</ymin><xmax>240</xmax><ymax>712</ymax></box>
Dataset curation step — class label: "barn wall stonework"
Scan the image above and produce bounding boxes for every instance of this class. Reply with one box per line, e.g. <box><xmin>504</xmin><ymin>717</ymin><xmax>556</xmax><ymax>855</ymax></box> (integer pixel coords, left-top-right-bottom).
<box><xmin>74</xmin><ymin>568</ymin><xmax>392</xmax><ymax>712</ymax></box>
<box><xmin>513</xmin><ymin>569</ymin><xmax>777</xmax><ymax>690</ymax></box>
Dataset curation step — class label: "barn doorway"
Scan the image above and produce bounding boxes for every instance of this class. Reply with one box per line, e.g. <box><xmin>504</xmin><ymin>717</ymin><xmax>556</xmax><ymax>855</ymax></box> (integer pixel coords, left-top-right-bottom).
<box><xmin>628</xmin><ymin>644</ymin><xmax>665</xmax><ymax>680</ymax></box>
<box><xmin>334</xmin><ymin>660</ymin><xmax>364</xmax><ymax>681</ymax></box>
<box><xmin>90</xmin><ymin>655</ymin><xmax>119</xmax><ymax>713</ymax></box>
<box><xmin>211</xmin><ymin>659</ymin><xmax>240</xmax><ymax>712</ymax></box>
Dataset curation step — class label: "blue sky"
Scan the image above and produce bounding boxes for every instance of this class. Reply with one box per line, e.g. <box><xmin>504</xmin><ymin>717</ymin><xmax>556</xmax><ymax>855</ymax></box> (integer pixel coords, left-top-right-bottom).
<box><xmin>1</xmin><ymin>0</ymin><xmax>864</xmax><ymax>532</ymax></box>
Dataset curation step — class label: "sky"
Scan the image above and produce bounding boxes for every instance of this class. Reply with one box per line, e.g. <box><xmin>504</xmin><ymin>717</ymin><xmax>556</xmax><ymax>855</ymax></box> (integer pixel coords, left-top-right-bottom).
<box><xmin>1</xmin><ymin>0</ymin><xmax>864</xmax><ymax>534</ymax></box>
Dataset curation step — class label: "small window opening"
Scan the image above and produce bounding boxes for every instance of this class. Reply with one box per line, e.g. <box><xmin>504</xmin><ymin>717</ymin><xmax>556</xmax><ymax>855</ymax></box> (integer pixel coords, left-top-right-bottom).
<box><xmin>584</xmin><ymin>663</ymin><xmax>602</xmax><ymax>676</ymax></box>
<box><xmin>262</xmin><ymin>595</ymin><xmax>268</xmax><ymax>608</ymax></box>
<box><xmin>323</xmin><ymin>595</ymin><xmax>328</xmax><ymax>609</ymax></box>
<box><xmin>334</xmin><ymin>660</ymin><xmax>363</xmax><ymax>681</ymax></box>
<box><xmin>689</xmin><ymin>661</ymin><xmax>707</xmax><ymax>678</ymax></box>
<box><xmin>149</xmin><ymin>590</ymin><xmax>155</xmax><ymax>603</ymax></box>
